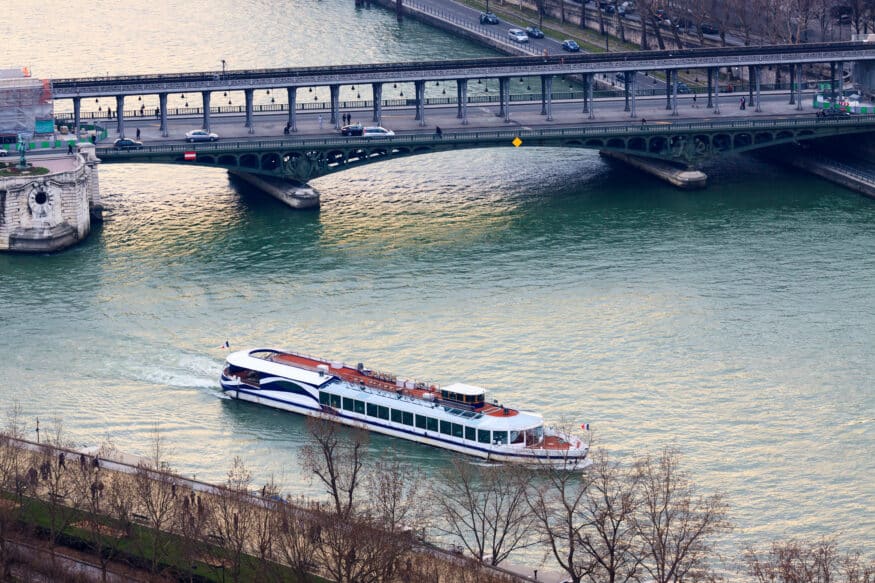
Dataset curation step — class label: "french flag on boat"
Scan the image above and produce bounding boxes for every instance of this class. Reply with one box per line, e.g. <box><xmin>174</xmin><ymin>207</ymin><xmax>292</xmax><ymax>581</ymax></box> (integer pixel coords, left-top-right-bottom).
<box><xmin>581</xmin><ymin>423</ymin><xmax>590</xmax><ymax>431</ymax></box>
<box><xmin>220</xmin><ymin>340</ymin><xmax>230</xmax><ymax>349</ymax></box>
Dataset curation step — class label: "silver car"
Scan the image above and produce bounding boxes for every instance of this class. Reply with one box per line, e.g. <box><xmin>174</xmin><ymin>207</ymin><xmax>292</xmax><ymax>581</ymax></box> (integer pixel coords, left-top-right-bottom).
<box><xmin>185</xmin><ymin>129</ymin><xmax>219</xmax><ymax>142</ymax></box>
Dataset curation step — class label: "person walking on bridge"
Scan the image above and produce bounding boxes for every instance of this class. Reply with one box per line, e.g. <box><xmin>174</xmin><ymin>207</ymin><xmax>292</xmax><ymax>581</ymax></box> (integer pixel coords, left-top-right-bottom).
<box><xmin>435</xmin><ymin>126</ymin><xmax>442</xmax><ymax>139</ymax></box>
<box><xmin>318</xmin><ymin>114</ymin><xmax>324</xmax><ymax>130</ymax></box>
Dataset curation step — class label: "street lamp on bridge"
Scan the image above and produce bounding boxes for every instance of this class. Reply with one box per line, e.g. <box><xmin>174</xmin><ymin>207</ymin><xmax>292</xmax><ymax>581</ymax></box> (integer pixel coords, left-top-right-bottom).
<box><xmin>221</xmin><ymin>59</ymin><xmax>226</xmax><ymax>78</ymax></box>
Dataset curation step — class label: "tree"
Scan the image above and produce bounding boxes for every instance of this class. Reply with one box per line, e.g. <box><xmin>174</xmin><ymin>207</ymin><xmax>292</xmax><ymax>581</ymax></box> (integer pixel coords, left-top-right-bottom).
<box><xmin>634</xmin><ymin>447</ymin><xmax>730</xmax><ymax>583</ymax></box>
<box><xmin>300</xmin><ymin>416</ymin><xmax>368</xmax><ymax>518</ymax></box>
<box><xmin>746</xmin><ymin>537</ymin><xmax>875</xmax><ymax>583</ymax></box>
<box><xmin>432</xmin><ymin>459</ymin><xmax>535</xmax><ymax>566</ymax></box>
<box><xmin>209</xmin><ymin>456</ymin><xmax>256</xmax><ymax>583</ymax></box>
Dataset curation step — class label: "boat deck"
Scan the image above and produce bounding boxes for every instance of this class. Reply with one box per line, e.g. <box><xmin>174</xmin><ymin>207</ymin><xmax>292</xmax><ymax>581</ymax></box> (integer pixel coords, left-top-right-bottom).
<box><xmin>268</xmin><ymin>351</ymin><xmax>519</xmax><ymax>418</ymax></box>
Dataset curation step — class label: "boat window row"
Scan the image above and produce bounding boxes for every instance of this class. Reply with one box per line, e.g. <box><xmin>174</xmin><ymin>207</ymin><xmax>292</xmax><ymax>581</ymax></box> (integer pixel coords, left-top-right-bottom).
<box><xmin>319</xmin><ymin>392</ymin><xmax>513</xmax><ymax>445</ymax></box>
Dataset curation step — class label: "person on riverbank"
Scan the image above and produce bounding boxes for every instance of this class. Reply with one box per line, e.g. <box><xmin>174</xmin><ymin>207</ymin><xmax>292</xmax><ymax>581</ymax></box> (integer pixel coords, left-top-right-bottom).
<box><xmin>435</xmin><ymin>125</ymin><xmax>442</xmax><ymax>139</ymax></box>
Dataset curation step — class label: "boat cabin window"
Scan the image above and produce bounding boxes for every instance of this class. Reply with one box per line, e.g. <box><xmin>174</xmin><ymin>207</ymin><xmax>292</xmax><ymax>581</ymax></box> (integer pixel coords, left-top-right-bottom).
<box><xmin>378</xmin><ymin>406</ymin><xmax>390</xmax><ymax>420</ymax></box>
<box><xmin>440</xmin><ymin>420</ymin><xmax>452</xmax><ymax>435</ymax></box>
<box><xmin>441</xmin><ymin>389</ymin><xmax>486</xmax><ymax>407</ymax></box>
<box><xmin>510</xmin><ymin>430</ymin><xmax>524</xmax><ymax>445</ymax></box>
<box><xmin>426</xmin><ymin>417</ymin><xmax>438</xmax><ymax>432</ymax></box>
<box><xmin>478</xmin><ymin>429</ymin><xmax>491</xmax><ymax>444</ymax></box>
<box><xmin>391</xmin><ymin>409</ymin><xmax>403</xmax><ymax>423</ymax></box>
<box><xmin>343</xmin><ymin>397</ymin><xmax>355</xmax><ymax>412</ymax></box>
<box><xmin>354</xmin><ymin>401</ymin><xmax>365</xmax><ymax>414</ymax></box>
<box><xmin>320</xmin><ymin>392</ymin><xmax>341</xmax><ymax>408</ymax></box>
<box><xmin>493</xmin><ymin>431</ymin><xmax>508</xmax><ymax>445</ymax></box>
<box><xmin>403</xmin><ymin>411</ymin><xmax>414</xmax><ymax>426</ymax></box>
<box><xmin>415</xmin><ymin>414</ymin><xmax>428</xmax><ymax>429</ymax></box>
<box><xmin>527</xmin><ymin>426</ymin><xmax>544</xmax><ymax>445</ymax></box>
<box><xmin>465</xmin><ymin>426</ymin><xmax>476</xmax><ymax>441</ymax></box>
<box><xmin>367</xmin><ymin>403</ymin><xmax>378</xmax><ymax>417</ymax></box>
<box><xmin>452</xmin><ymin>423</ymin><xmax>464</xmax><ymax>438</ymax></box>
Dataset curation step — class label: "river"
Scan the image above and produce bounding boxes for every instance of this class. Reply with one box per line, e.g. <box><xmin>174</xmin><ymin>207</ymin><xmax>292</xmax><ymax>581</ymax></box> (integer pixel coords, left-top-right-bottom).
<box><xmin>1</xmin><ymin>0</ymin><xmax>873</xmax><ymax>573</ymax></box>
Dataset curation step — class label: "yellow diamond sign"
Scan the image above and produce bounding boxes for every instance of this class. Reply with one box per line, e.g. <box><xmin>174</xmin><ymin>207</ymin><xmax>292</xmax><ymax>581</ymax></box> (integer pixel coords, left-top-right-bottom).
<box><xmin>512</xmin><ymin>136</ymin><xmax>522</xmax><ymax>147</ymax></box>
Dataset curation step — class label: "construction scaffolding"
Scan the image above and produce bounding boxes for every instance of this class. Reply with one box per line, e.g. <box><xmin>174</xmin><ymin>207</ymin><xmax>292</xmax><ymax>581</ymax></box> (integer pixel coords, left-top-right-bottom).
<box><xmin>0</xmin><ymin>67</ymin><xmax>54</xmax><ymax>138</ymax></box>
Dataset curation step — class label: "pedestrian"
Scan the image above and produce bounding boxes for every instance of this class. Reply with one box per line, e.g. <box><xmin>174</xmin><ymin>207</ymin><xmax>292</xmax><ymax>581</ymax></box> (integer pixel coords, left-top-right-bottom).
<box><xmin>692</xmin><ymin>93</ymin><xmax>697</xmax><ymax>108</ymax></box>
<box><xmin>67</xmin><ymin>142</ymin><xmax>74</xmax><ymax>155</ymax></box>
<box><xmin>136</xmin><ymin>127</ymin><xmax>141</xmax><ymax>139</ymax></box>
<box><xmin>284</xmin><ymin>122</ymin><xmax>290</xmax><ymax>135</ymax></box>
<box><xmin>90</xmin><ymin>134</ymin><xmax>96</xmax><ymax>144</ymax></box>
<box><xmin>318</xmin><ymin>114</ymin><xmax>323</xmax><ymax>129</ymax></box>
<box><xmin>435</xmin><ymin>125</ymin><xmax>442</xmax><ymax>138</ymax></box>
<box><xmin>641</xmin><ymin>118</ymin><xmax>647</xmax><ymax>125</ymax></box>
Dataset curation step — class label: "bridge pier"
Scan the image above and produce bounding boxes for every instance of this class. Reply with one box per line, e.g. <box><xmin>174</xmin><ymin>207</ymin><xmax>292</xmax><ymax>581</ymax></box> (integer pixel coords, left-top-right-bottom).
<box><xmin>789</xmin><ymin>66</ymin><xmax>796</xmax><ymax>105</ymax></box>
<box><xmin>707</xmin><ymin>68</ymin><xmax>714</xmax><ymax>109</ymax></box>
<box><xmin>540</xmin><ymin>76</ymin><xmax>547</xmax><ymax>116</ymax></box>
<box><xmin>202</xmin><ymin>91</ymin><xmax>212</xmax><ymax>132</ymax></box>
<box><xmin>671</xmin><ymin>70</ymin><xmax>679</xmax><ymax>116</ymax></box>
<box><xmin>629</xmin><ymin>71</ymin><xmax>638</xmax><ymax>118</ymax></box>
<box><xmin>623</xmin><ymin>75</ymin><xmax>630</xmax><ymax>113</ymax></box>
<box><xmin>754</xmin><ymin>65</ymin><xmax>762</xmax><ymax>113</ymax></box>
<box><xmin>586</xmin><ymin>73</ymin><xmax>594</xmax><ymax>119</ymax></box>
<box><xmin>713</xmin><ymin>69</ymin><xmax>721</xmax><ymax>115</ymax></box>
<box><xmin>115</xmin><ymin>95</ymin><xmax>126</xmax><ymax>137</ymax></box>
<box><xmin>159</xmin><ymin>93</ymin><xmax>169</xmax><ymax>137</ymax></box>
<box><xmin>372</xmin><ymin>83</ymin><xmax>382</xmax><ymax>124</ymax></box>
<box><xmin>665</xmin><ymin>69</ymin><xmax>672</xmax><ymax>110</ymax></box>
<box><xmin>795</xmin><ymin>64</ymin><xmax>804</xmax><ymax>111</ymax></box>
<box><xmin>287</xmin><ymin>87</ymin><xmax>297</xmax><ymax>132</ymax></box>
<box><xmin>500</xmin><ymin>77</ymin><xmax>511</xmax><ymax>122</ymax></box>
<box><xmin>601</xmin><ymin>152</ymin><xmax>707</xmax><ymax>190</ymax></box>
<box><xmin>229</xmin><ymin>171</ymin><xmax>319</xmax><ymax>210</ymax></box>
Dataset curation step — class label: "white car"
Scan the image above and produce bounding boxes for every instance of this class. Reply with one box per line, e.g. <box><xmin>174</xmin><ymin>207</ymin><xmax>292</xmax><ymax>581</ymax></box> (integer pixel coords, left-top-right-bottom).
<box><xmin>184</xmin><ymin>129</ymin><xmax>219</xmax><ymax>142</ymax></box>
<box><xmin>508</xmin><ymin>28</ymin><xmax>529</xmax><ymax>43</ymax></box>
<box><xmin>362</xmin><ymin>126</ymin><xmax>395</xmax><ymax>138</ymax></box>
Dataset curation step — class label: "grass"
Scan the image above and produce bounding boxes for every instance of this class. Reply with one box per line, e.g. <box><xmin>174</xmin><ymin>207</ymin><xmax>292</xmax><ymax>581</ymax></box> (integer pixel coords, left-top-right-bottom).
<box><xmin>0</xmin><ymin>163</ymin><xmax>51</xmax><ymax>177</ymax></box>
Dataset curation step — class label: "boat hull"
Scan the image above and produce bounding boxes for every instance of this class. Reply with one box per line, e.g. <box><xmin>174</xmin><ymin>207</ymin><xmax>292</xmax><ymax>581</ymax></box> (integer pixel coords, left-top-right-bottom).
<box><xmin>220</xmin><ymin>374</ymin><xmax>590</xmax><ymax>470</ymax></box>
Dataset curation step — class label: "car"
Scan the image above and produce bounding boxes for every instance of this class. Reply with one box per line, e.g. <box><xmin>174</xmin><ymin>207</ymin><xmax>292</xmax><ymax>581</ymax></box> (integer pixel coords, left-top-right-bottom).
<box><xmin>362</xmin><ymin>126</ymin><xmax>395</xmax><ymax>138</ymax></box>
<box><xmin>508</xmin><ymin>28</ymin><xmax>529</xmax><ymax>43</ymax></box>
<box><xmin>113</xmin><ymin>138</ymin><xmax>143</xmax><ymax>150</ymax></box>
<box><xmin>525</xmin><ymin>26</ymin><xmax>545</xmax><ymax>38</ymax></box>
<box><xmin>184</xmin><ymin>129</ymin><xmax>219</xmax><ymax>142</ymax></box>
<box><xmin>817</xmin><ymin>108</ymin><xmax>851</xmax><ymax>118</ymax></box>
<box><xmin>479</xmin><ymin>12</ymin><xmax>499</xmax><ymax>25</ymax></box>
<box><xmin>341</xmin><ymin>123</ymin><xmax>364</xmax><ymax>136</ymax></box>
<box><xmin>0</xmin><ymin>148</ymin><xmax>7</xmax><ymax>157</ymax></box>
<box><xmin>616</xmin><ymin>72</ymin><xmax>627</xmax><ymax>82</ymax></box>
<box><xmin>561</xmin><ymin>39</ymin><xmax>581</xmax><ymax>52</ymax></box>
<box><xmin>677</xmin><ymin>82</ymin><xmax>691</xmax><ymax>93</ymax></box>
<box><xmin>599</xmin><ymin>2</ymin><xmax>616</xmax><ymax>14</ymax></box>
<box><xmin>700</xmin><ymin>22</ymin><xmax>719</xmax><ymax>34</ymax></box>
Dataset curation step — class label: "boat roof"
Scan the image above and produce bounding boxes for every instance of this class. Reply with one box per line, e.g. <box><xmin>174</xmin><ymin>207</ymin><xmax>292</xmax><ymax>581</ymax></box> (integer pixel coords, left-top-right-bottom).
<box><xmin>226</xmin><ymin>348</ymin><xmax>334</xmax><ymax>388</ymax></box>
<box><xmin>442</xmin><ymin>382</ymin><xmax>486</xmax><ymax>396</ymax></box>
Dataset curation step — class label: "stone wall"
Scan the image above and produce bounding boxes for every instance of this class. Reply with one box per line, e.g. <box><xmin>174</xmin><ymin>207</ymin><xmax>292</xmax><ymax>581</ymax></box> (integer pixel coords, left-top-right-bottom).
<box><xmin>0</xmin><ymin>154</ymin><xmax>94</xmax><ymax>252</ymax></box>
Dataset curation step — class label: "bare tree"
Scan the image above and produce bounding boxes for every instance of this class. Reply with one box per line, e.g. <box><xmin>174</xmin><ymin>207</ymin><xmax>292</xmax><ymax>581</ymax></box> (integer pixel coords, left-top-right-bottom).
<box><xmin>130</xmin><ymin>425</ymin><xmax>181</xmax><ymax>575</ymax></box>
<box><xmin>0</xmin><ymin>404</ymin><xmax>28</xmax><ymax>579</ymax></box>
<box><xmin>174</xmin><ymin>486</ymin><xmax>212</xmax><ymax>583</ymax></box>
<box><xmin>432</xmin><ymin>459</ymin><xmax>535</xmax><ymax>566</ymax></box>
<box><xmin>746</xmin><ymin>537</ymin><xmax>875</xmax><ymax>583</ymax></box>
<box><xmin>209</xmin><ymin>456</ymin><xmax>257</xmax><ymax>583</ymax></box>
<box><xmin>365</xmin><ymin>452</ymin><xmax>428</xmax><ymax>536</ymax></box>
<box><xmin>274</xmin><ymin>497</ymin><xmax>321</xmax><ymax>581</ymax></box>
<box><xmin>634</xmin><ymin>447</ymin><xmax>730</xmax><ymax>583</ymax></box>
<box><xmin>300</xmin><ymin>416</ymin><xmax>368</xmax><ymax>518</ymax></box>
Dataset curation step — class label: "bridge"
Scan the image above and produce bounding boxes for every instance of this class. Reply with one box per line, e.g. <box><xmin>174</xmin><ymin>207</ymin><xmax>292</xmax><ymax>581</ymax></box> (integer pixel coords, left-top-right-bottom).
<box><xmin>93</xmin><ymin>115</ymin><xmax>875</xmax><ymax>183</ymax></box>
<box><xmin>50</xmin><ymin>41</ymin><xmax>875</xmax><ymax>141</ymax></box>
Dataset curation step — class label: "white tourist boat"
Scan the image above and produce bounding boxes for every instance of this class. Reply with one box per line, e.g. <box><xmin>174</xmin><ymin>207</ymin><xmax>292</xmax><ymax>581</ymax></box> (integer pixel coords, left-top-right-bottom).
<box><xmin>220</xmin><ymin>348</ymin><xmax>591</xmax><ymax>469</ymax></box>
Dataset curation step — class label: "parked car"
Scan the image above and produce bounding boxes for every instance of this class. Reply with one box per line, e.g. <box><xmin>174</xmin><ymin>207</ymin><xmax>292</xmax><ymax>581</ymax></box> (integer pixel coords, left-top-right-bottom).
<box><xmin>677</xmin><ymin>82</ymin><xmax>691</xmax><ymax>93</ymax></box>
<box><xmin>113</xmin><ymin>138</ymin><xmax>143</xmax><ymax>150</ymax></box>
<box><xmin>341</xmin><ymin>123</ymin><xmax>364</xmax><ymax>136</ymax></box>
<box><xmin>362</xmin><ymin>126</ymin><xmax>395</xmax><ymax>138</ymax></box>
<box><xmin>508</xmin><ymin>28</ymin><xmax>529</xmax><ymax>43</ymax></box>
<box><xmin>700</xmin><ymin>22</ymin><xmax>719</xmax><ymax>34</ymax></box>
<box><xmin>184</xmin><ymin>129</ymin><xmax>219</xmax><ymax>142</ymax></box>
<box><xmin>479</xmin><ymin>12</ymin><xmax>499</xmax><ymax>25</ymax></box>
<box><xmin>0</xmin><ymin>149</ymin><xmax>8</xmax><ymax>157</ymax></box>
<box><xmin>561</xmin><ymin>39</ymin><xmax>581</xmax><ymax>52</ymax></box>
<box><xmin>525</xmin><ymin>26</ymin><xmax>545</xmax><ymax>38</ymax></box>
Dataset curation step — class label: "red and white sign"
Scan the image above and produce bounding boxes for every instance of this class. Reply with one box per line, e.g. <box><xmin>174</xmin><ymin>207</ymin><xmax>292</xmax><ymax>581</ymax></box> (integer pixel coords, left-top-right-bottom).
<box><xmin>184</xmin><ymin>151</ymin><xmax>196</xmax><ymax>161</ymax></box>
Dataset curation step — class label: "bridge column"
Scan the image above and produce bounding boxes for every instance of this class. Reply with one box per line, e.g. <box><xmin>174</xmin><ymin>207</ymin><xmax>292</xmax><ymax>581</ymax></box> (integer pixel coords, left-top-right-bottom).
<box><xmin>671</xmin><ymin>70</ymin><xmax>678</xmax><ymax>116</ymax></box>
<box><xmin>629</xmin><ymin>71</ymin><xmax>637</xmax><ymax>118</ymax></box>
<box><xmin>796</xmin><ymin>64</ymin><xmax>804</xmax><ymax>111</ymax></box>
<box><xmin>202</xmin><ymin>91</ymin><xmax>211</xmax><ymax>132</ymax></box>
<box><xmin>754</xmin><ymin>65</ymin><xmax>762</xmax><ymax>113</ymax></box>
<box><xmin>587</xmin><ymin>73</ymin><xmax>595</xmax><ymax>120</ymax></box>
<box><xmin>159</xmin><ymin>93</ymin><xmax>168</xmax><ymax>137</ymax></box>
<box><xmin>544</xmin><ymin>76</ymin><xmax>553</xmax><ymax>121</ymax></box>
<box><xmin>623</xmin><ymin>74</ymin><xmax>630</xmax><ymax>112</ymax></box>
<box><xmin>789</xmin><ymin>65</ymin><xmax>796</xmax><ymax>105</ymax></box>
<box><xmin>706</xmin><ymin>68</ymin><xmax>714</xmax><ymax>109</ymax></box>
<box><xmin>115</xmin><ymin>95</ymin><xmax>125</xmax><ymax>137</ymax></box>
<box><xmin>330</xmin><ymin>84</ymin><xmax>340</xmax><ymax>128</ymax></box>
<box><xmin>413</xmin><ymin>81</ymin><xmax>425</xmax><ymax>127</ymax></box>
<box><xmin>372</xmin><ymin>83</ymin><xmax>382</xmax><ymax>124</ymax></box>
<box><xmin>713</xmin><ymin>69</ymin><xmax>721</xmax><ymax>115</ymax></box>
<box><xmin>73</xmin><ymin>97</ymin><xmax>81</xmax><ymax>137</ymax></box>
<box><xmin>540</xmin><ymin>76</ymin><xmax>547</xmax><ymax>116</ymax></box>
<box><xmin>244</xmin><ymin>88</ymin><xmax>254</xmax><ymax>133</ymax></box>
<box><xmin>830</xmin><ymin>62</ymin><xmax>837</xmax><ymax>103</ymax></box>
<box><xmin>458</xmin><ymin>79</ymin><xmax>468</xmax><ymax>125</ymax></box>
<box><xmin>665</xmin><ymin>69</ymin><xmax>672</xmax><ymax>110</ymax></box>
<box><xmin>287</xmin><ymin>87</ymin><xmax>297</xmax><ymax>132</ymax></box>
<box><xmin>748</xmin><ymin>65</ymin><xmax>755</xmax><ymax>105</ymax></box>
<box><xmin>582</xmin><ymin>74</ymin><xmax>590</xmax><ymax>114</ymax></box>
<box><xmin>501</xmin><ymin>77</ymin><xmax>511</xmax><ymax>122</ymax></box>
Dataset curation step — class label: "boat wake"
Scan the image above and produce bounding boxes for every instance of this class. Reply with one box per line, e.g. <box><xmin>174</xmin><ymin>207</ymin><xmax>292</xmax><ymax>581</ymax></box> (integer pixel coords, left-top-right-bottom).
<box><xmin>125</xmin><ymin>352</ymin><xmax>221</xmax><ymax>389</ymax></box>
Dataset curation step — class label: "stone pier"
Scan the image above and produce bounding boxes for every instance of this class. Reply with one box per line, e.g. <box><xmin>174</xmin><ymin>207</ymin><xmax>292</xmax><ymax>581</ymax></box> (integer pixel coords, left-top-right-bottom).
<box><xmin>599</xmin><ymin>151</ymin><xmax>708</xmax><ymax>189</ymax></box>
<box><xmin>0</xmin><ymin>143</ymin><xmax>101</xmax><ymax>252</ymax></box>
<box><xmin>228</xmin><ymin>170</ymin><xmax>320</xmax><ymax>209</ymax></box>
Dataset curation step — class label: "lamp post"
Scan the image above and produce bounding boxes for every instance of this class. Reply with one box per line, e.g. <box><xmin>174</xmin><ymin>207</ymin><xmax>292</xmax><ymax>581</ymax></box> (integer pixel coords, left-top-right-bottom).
<box><xmin>221</xmin><ymin>59</ymin><xmax>226</xmax><ymax>78</ymax></box>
